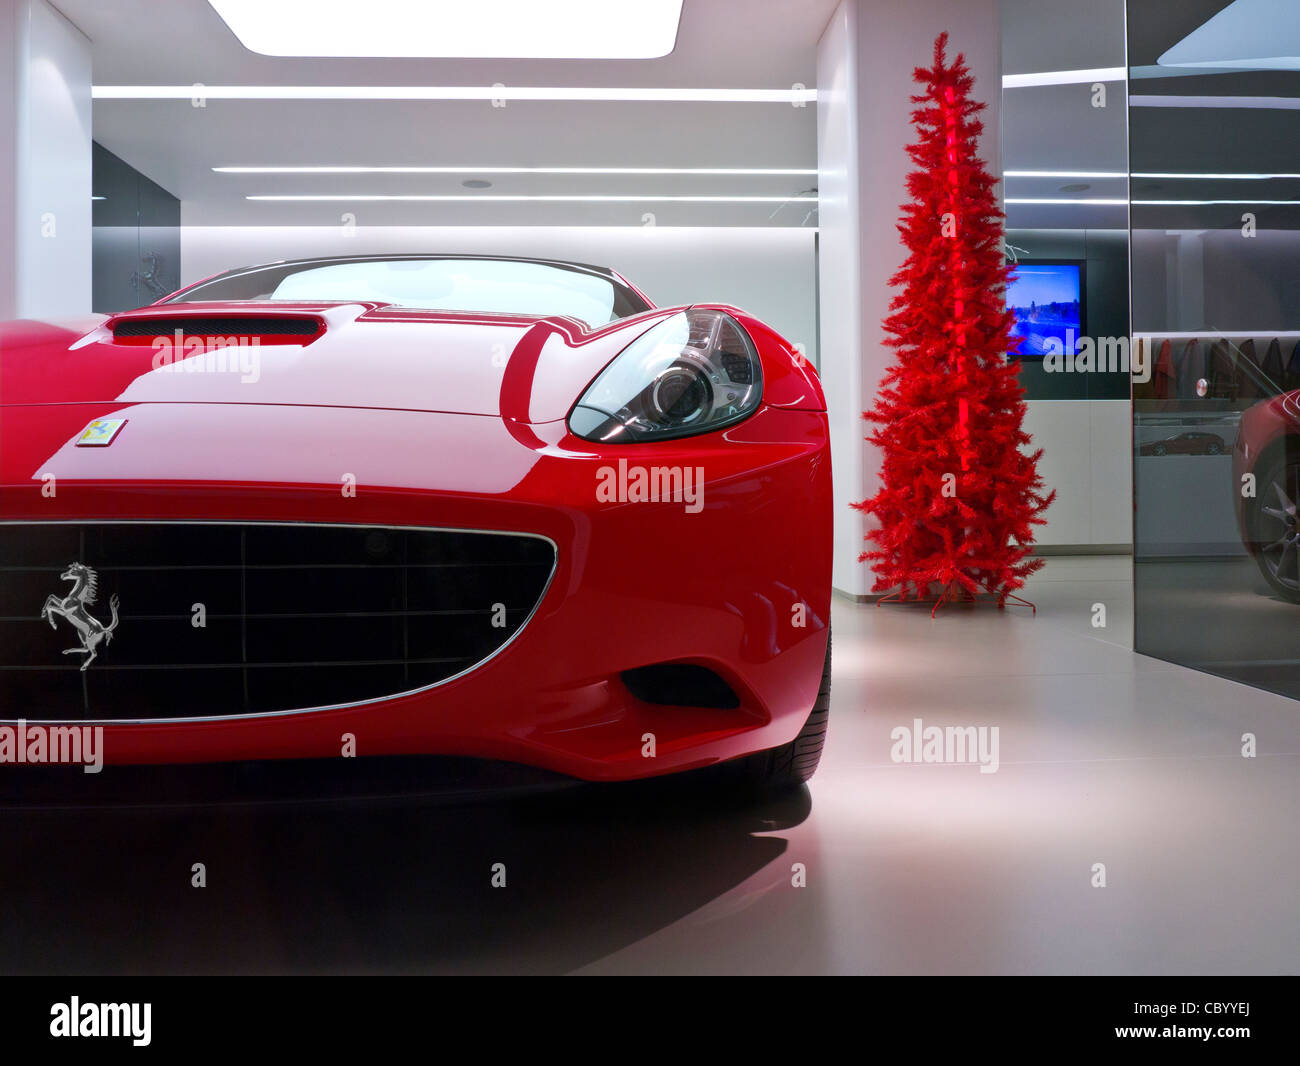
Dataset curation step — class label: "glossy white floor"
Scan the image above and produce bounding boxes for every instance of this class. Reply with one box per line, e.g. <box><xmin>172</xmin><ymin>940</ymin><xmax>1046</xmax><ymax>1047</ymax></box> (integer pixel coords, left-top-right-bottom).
<box><xmin>580</xmin><ymin>556</ymin><xmax>1300</xmax><ymax>975</ymax></box>
<box><xmin>3</xmin><ymin>556</ymin><xmax>1296</xmax><ymax>974</ymax></box>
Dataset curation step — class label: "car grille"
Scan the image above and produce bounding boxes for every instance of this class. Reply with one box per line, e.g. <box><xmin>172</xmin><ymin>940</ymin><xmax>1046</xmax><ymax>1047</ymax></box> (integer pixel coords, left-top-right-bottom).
<box><xmin>0</xmin><ymin>523</ymin><xmax>555</xmax><ymax>721</ymax></box>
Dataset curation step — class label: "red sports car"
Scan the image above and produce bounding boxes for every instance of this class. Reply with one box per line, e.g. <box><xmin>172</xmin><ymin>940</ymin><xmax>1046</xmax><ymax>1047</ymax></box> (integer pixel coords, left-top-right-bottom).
<box><xmin>0</xmin><ymin>255</ymin><xmax>832</xmax><ymax>786</ymax></box>
<box><xmin>1139</xmin><ymin>431</ymin><xmax>1226</xmax><ymax>457</ymax></box>
<box><xmin>1235</xmin><ymin>387</ymin><xmax>1300</xmax><ymax>603</ymax></box>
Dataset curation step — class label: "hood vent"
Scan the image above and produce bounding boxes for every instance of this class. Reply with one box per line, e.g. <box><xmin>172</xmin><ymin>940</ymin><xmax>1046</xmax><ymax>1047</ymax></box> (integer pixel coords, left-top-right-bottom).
<box><xmin>112</xmin><ymin>315</ymin><xmax>324</xmax><ymax>343</ymax></box>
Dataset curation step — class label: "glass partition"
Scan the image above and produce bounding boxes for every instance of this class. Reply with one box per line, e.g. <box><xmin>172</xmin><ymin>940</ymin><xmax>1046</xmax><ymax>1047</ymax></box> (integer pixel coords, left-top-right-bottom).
<box><xmin>1128</xmin><ymin>0</ymin><xmax>1300</xmax><ymax>700</ymax></box>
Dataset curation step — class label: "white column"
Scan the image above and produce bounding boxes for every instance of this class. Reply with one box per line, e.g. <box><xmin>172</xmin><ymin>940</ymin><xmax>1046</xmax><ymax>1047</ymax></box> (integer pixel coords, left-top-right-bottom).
<box><xmin>0</xmin><ymin>0</ymin><xmax>92</xmax><ymax>320</ymax></box>
<box><xmin>817</xmin><ymin>0</ymin><xmax>1001</xmax><ymax>596</ymax></box>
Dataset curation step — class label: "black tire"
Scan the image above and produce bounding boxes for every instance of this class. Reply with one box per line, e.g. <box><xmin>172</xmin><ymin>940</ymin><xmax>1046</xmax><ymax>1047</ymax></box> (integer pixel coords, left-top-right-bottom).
<box><xmin>1247</xmin><ymin>450</ymin><xmax>1300</xmax><ymax>604</ymax></box>
<box><xmin>1207</xmin><ymin>441</ymin><xmax>1223</xmax><ymax>455</ymax></box>
<box><xmin>739</xmin><ymin>630</ymin><xmax>831</xmax><ymax>789</ymax></box>
<box><xmin>1153</xmin><ymin>443</ymin><xmax>1167</xmax><ymax>456</ymax></box>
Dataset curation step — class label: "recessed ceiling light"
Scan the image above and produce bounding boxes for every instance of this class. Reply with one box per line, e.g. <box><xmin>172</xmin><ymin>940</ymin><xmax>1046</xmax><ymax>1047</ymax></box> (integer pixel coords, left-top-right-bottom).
<box><xmin>95</xmin><ymin>85</ymin><xmax>817</xmax><ymax>103</ymax></box>
<box><xmin>207</xmin><ymin>0</ymin><xmax>683</xmax><ymax>59</ymax></box>
<box><xmin>462</xmin><ymin>179</ymin><xmax>493</xmax><ymax>189</ymax></box>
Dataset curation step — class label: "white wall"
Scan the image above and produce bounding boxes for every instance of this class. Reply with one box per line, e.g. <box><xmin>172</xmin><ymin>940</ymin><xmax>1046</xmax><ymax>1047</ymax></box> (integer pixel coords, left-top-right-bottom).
<box><xmin>818</xmin><ymin>0</ymin><xmax>1002</xmax><ymax>596</ymax></box>
<box><xmin>0</xmin><ymin>0</ymin><xmax>92</xmax><ymax>319</ymax></box>
<box><xmin>179</xmin><ymin>224</ymin><xmax>820</xmax><ymax>367</ymax></box>
<box><xmin>815</xmin><ymin>1</ymin><xmax>865</xmax><ymax>595</ymax></box>
<box><xmin>1024</xmin><ymin>400</ymin><xmax>1132</xmax><ymax>547</ymax></box>
<box><xmin>0</xmin><ymin>2</ymin><xmax>15</xmax><ymax>320</ymax></box>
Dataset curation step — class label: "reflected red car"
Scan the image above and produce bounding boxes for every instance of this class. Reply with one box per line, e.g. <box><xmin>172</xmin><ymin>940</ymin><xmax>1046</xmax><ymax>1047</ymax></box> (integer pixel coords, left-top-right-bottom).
<box><xmin>0</xmin><ymin>255</ymin><xmax>832</xmax><ymax>786</ymax></box>
<box><xmin>1139</xmin><ymin>431</ymin><xmax>1225</xmax><ymax>456</ymax></box>
<box><xmin>1234</xmin><ymin>388</ymin><xmax>1300</xmax><ymax>603</ymax></box>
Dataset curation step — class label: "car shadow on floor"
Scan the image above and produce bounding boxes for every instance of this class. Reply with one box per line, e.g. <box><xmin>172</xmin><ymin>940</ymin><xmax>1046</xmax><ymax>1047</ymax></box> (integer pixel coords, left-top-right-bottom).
<box><xmin>0</xmin><ymin>757</ymin><xmax>812</xmax><ymax>974</ymax></box>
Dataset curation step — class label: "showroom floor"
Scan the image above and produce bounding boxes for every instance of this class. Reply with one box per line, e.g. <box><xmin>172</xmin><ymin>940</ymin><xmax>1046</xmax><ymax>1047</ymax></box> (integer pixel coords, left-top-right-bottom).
<box><xmin>3</xmin><ymin>556</ymin><xmax>1297</xmax><ymax>974</ymax></box>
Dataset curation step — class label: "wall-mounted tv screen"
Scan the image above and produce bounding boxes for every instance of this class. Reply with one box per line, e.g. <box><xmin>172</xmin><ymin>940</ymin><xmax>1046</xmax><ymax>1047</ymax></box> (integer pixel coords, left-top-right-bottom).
<box><xmin>1006</xmin><ymin>260</ymin><xmax>1085</xmax><ymax>357</ymax></box>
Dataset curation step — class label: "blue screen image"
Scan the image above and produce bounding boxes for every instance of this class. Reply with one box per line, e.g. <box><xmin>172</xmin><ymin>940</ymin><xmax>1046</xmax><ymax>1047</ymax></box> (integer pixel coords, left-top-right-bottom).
<box><xmin>1006</xmin><ymin>263</ymin><xmax>1082</xmax><ymax>357</ymax></box>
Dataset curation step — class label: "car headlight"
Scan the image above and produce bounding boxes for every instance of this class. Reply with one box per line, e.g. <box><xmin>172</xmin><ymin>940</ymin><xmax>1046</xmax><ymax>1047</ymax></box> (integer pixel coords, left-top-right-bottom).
<box><xmin>568</xmin><ymin>309</ymin><xmax>763</xmax><ymax>443</ymax></box>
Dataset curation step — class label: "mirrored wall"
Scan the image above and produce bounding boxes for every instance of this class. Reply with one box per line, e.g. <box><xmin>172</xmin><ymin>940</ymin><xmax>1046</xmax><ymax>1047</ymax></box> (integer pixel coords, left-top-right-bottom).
<box><xmin>1129</xmin><ymin>0</ymin><xmax>1300</xmax><ymax>700</ymax></box>
<box><xmin>92</xmin><ymin>142</ymin><xmax>181</xmax><ymax>313</ymax></box>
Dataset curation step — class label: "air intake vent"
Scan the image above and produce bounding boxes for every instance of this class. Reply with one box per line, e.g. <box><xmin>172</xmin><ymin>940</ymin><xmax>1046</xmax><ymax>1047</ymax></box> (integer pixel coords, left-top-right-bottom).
<box><xmin>0</xmin><ymin>523</ymin><xmax>555</xmax><ymax>721</ymax></box>
<box><xmin>622</xmin><ymin>663</ymin><xmax>740</xmax><ymax>709</ymax></box>
<box><xmin>112</xmin><ymin>316</ymin><xmax>322</xmax><ymax>340</ymax></box>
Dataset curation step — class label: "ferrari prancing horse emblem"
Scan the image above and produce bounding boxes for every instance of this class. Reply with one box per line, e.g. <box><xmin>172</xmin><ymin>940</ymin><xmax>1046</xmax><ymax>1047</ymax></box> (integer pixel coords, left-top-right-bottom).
<box><xmin>40</xmin><ymin>563</ymin><xmax>120</xmax><ymax>671</ymax></box>
<box><xmin>76</xmin><ymin>418</ymin><xmax>127</xmax><ymax>446</ymax></box>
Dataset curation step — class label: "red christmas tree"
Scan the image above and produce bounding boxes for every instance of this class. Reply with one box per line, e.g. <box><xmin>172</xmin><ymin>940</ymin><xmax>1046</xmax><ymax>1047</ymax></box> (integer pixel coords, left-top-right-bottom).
<box><xmin>854</xmin><ymin>33</ymin><xmax>1054</xmax><ymax>607</ymax></box>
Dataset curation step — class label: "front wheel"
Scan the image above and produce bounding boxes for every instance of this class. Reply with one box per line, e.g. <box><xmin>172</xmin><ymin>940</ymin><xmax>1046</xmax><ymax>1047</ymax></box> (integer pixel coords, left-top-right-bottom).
<box><xmin>1247</xmin><ymin>450</ymin><xmax>1300</xmax><ymax>604</ymax></box>
<box><xmin>739</xmin><ymin>630</ymin><xmax>831</xmax><ymax>790</ymax></box>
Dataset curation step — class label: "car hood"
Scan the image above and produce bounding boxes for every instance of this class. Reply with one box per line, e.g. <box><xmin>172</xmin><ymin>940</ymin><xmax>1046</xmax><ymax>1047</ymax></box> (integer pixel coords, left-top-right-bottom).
<box><xmin>0</xmin><ymin>302</ymin><xmax>675</xmax><ymax>423</ymax></box>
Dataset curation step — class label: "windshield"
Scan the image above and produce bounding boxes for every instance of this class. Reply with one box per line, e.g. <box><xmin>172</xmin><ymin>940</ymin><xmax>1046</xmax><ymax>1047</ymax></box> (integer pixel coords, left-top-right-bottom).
<box><xmin>167</xmin><ymin>257</ymin><xmax>649</xmax><ymax>326</ymax></box>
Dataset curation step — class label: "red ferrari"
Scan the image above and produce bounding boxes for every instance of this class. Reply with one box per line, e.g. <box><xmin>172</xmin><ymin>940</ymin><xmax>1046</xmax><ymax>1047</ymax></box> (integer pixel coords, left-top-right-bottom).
<box><xmin>0</xmin><ymin>255</ymin><xmax>832</xmax><ymax>786</ymax></box>
<box><xmin>1235</xmin><ymin>386</ymin><xmax>1300</xmax><ymax>603</ymax></box>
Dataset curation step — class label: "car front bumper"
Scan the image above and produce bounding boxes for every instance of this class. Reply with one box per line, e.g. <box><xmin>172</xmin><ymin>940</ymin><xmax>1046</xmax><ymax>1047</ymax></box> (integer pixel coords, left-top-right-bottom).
<box><xmin>0</xmin><ymin>401</ymin><xmax>831</xmax><ymax>781</ymax></box>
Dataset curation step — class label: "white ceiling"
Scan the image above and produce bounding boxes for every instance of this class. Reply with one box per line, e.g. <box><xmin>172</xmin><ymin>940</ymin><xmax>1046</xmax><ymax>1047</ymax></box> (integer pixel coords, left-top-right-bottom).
<box><xmin>61</xmin><ymin>0</ymin><xmax>1132</xmax><ymax>229</ymax></box>
<box><xmin>63</xmin><ymin>0</ymin><xmax>832</xmax><ymax>227</ymax></box>
<box><xmin>63</xmin><ymin>0</ymin><xmax>832</xmax><ymax>85</ymax></box>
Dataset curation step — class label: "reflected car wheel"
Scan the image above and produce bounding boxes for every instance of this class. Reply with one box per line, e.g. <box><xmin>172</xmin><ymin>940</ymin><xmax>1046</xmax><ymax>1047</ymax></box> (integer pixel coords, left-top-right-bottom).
<box><xmin>1248</xmin><ymin>452</ymin><xmax>1300</xmax><ymax>604</ymax></box>
<box><xmin>1206</xmin><ymin>440</ymin><xmax>1223</xmax><ymax>455</ymax></box>
<box><xmin>1153</xmin><ymin>443</ymin><xmax>1167</xmax><ymax>456</ymax></box>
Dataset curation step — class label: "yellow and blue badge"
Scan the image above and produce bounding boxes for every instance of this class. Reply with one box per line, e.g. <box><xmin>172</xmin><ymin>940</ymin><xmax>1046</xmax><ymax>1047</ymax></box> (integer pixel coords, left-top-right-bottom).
<box><xmin>75</xmin><ymin>418</ymin><xmax>128</xmax><ymax>447</ymax></box>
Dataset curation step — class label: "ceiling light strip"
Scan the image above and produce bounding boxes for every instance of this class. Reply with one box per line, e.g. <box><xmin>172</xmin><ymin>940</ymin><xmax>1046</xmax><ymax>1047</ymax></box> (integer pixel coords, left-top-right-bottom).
<box><xmin>1002</xmin><ymin>67</ymin><xmax>1126</xmax><ymax>88</ymax></box>
<box><xmin>1008</xmin><ymin>170</ymin><xmax>1300</xmax><ymax>181</ymax></box>
<box><xmin>1005</xmin><ymin>198</ymin><xmax>1129</xmax><ymax>206</ymax></box>
<box><xmin>1133</xmin><ymin>199</ymin><xmax>1300</xmax><ymax>206</ymax></box>
<box><xmin>1130</xmin><ymin>94</ymin><xmax>1300</xmax><ymax>110</ymax></box>
<box><xmin>1133</xmin><ymin>172</ymin><xmax>1300</xmax><ymax>180</ymax></box>
<box><xmin>1009</xmin><ymin>197</ymin><xmax>1300</xmax><ymax>206</ymax></box>
<box><xmin>246</xmin><ymin>195</ymin><xmax>818</xmax><ymax>202</ymax></box>
<box><xmin>1003</xmin><ymin>172</ymin><xmax>1300</xmax><ymax>183</ymax></box>
<box><xmin>94</xmin><ymin>85</ymin><xmax>818</xmax><ymax>103</ymax></box>
<box><xmin>1004</xmin><ymin>170</ymin><xmax>1128</xmax><ymax>179</ymax></box>
<box><xmin>216</xmin><ymin>166</ymin><xmax>817</xmax><ymax>175</ymax></box>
